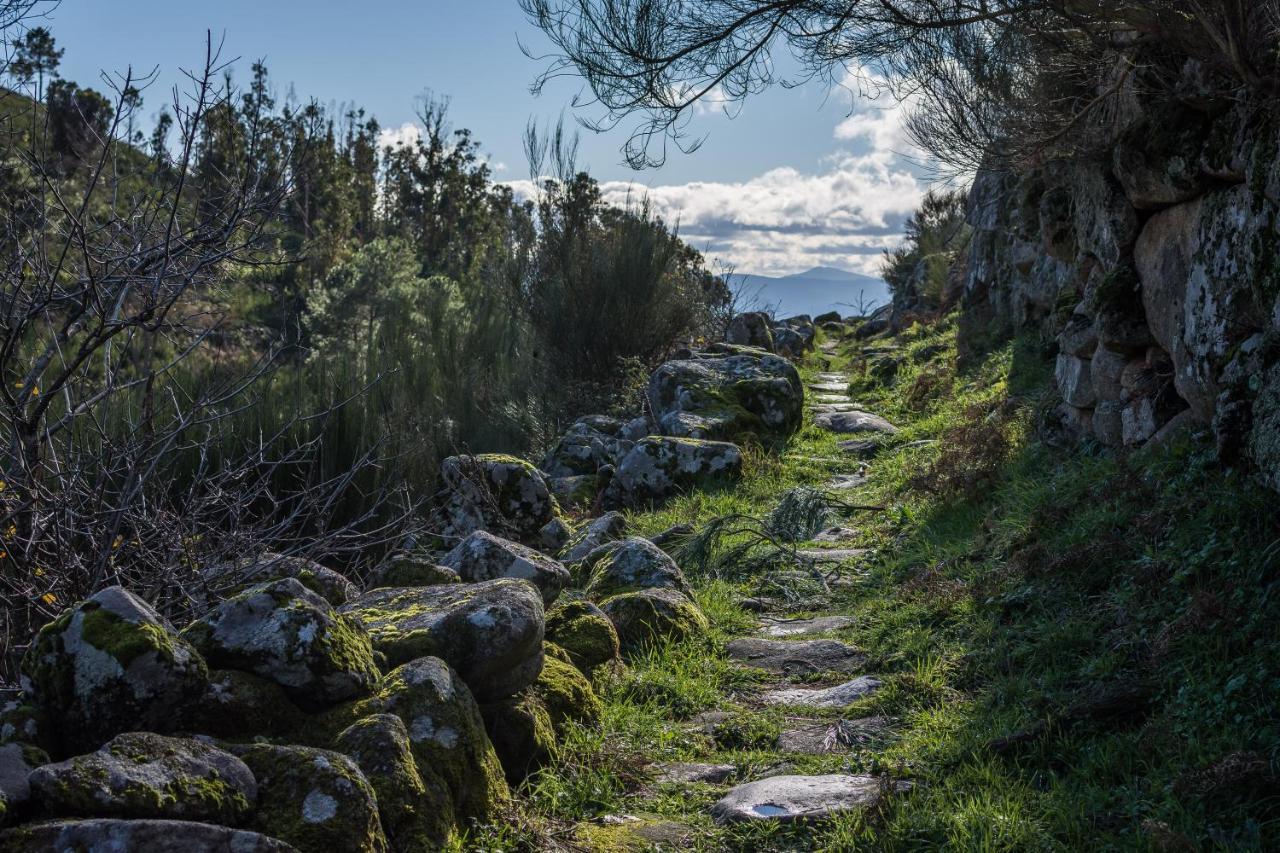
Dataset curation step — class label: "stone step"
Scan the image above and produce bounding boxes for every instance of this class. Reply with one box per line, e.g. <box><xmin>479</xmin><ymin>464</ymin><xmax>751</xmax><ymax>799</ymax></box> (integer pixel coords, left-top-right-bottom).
<box><xmin>810</xmin><ymin>402</ymin><xmax>859</xmax><ymax>414</ymax></box>
<box><xmin>825</xmin><ymin>473</ymin><xmax>868</xmax><ymax>490</ymax></box>
<box><xmin>727</xmin><ymin>638</ymin><xmax>865</xmax><ymax>675</ymax></box>
<box><xmin>814</xmin><ymin>410</ymin><xmax>898</xmax><ymax>435</ymax></box>
<box><xmin>816</xmin><ymin>373</ymin><xmax>849</xmax><ymax>382</ymax></box>
<box><xmin>776</xmin><ymin>716</ymin><xmax>891</xmax><ymax>754</ymax></box>
<box><xmin>710</xmin><ymin>773</ymin><xmax>896</xmax><ymax>824</ymax></box>
<box><xmin>761</xmin><ymin>676</ymin><xmax>882</xmax><ymax>708</ymax></box>
<box><xmin>651</xmin><ymin>762</ymin><xmax>737</xmax><ymax>784</ymax></box>
<box><xmin>812</xmin><ymin>525</ymin><xmax>859</xmax><ymax>543</ymax></box>
<box><xmin>796</xmin><ymin>548</ymin><xmax>869</xmax><ymax>564</ymax></box>
<box><xmin>811</xmin><ymin>393</ymin><xmax>851</xmax><ymax>404</ymax></box>
<box><xmin>809</xmin><ymin>382</ymin><xmax>851</xmax><ymax>394</ymax></box>
<box><xmin>759</xmin><ymin>615</ymin><xmax>856</xmax><ymax>637</ymax></box>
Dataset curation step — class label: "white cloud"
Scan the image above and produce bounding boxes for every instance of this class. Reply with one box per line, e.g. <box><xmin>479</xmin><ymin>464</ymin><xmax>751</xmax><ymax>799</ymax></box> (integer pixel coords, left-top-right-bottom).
<box><xmin>377</xmin><ymin>122</ymin><xmax>422</xmax><ymax>151</ymax></box>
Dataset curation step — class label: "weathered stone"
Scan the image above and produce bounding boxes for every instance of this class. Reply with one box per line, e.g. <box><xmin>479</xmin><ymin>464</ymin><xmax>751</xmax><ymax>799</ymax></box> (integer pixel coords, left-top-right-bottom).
<box><xmin>1055</xmin><ymin>354</ymin><xmax>1096</xmax><ymax>408</ymax></box>
<box><xmin>539</xmin><ymin>422</ymin><xmax>634</xmax><ymax>478</ymax></box>
<box><xmin>581</xmin><ymin>537</ymin><xmax>692</xmax><ymax>599</ymax></box>
<box><xmin>21</xmin><ymin>586</ymin><xmax>208</xmax><ymax>755</ymax></box>
<box><xmin>182</xmin><ymin>578</ymin><xmax>378</xmax><ymax>711</ymax></box>
<box><xmin>440</xmin><ymin>531</ymin><xmax>569</xmax><ymax>605</ymax></box>
<box><xmin>602</xmin><ymin>436</ymin><xmax>743</xmax><ymax>509</ymax></box>
<box><xmin>1090</xmin><ymin>344</ymin><xmax>1128</xmax><ymax>401</ymax></box>
<box><xmin>761</xmin><ymin>677</ymin><xmax>882</xmax><ymax>709</ymax></box>
<box><xmin>813</xmin><ymin>410</ymin><xmax>898</xmax><ymax>435</ymax></box>
<box><xmin>1112</xmin><ymin>104</ymin><xmax>1213</xmax><ymax>210</ymax></box>
<box><xmin>725</xmin><ymin>312</ymin><xmax>775</xmax><ymax>351</ymax></box>
<box><xmin>29</xmin><ymin>732</ymin><xmax>255</xmax><ymax>824</ymax></box>
<box><xmin>0</xmin><ymin>820</ymin><xmax>295</xmax><ymax>851</ymax></box>
<box><xmin>187</xmin><ymin>670</ymin><xmax>307</xmax><ymax>739</ymax></box>
<box><xmin>1092</xmin><ymin>400</ymin><xmax>1125</xmax><ymax>446</ymax></box>
<box><xmin>651</xmin><ymin>762</ymin><xmax>736</xmax><ymax>784</ymax></box>
<box><xmin>479</xmin><ymin>693</ymin><xmax>556</xmax><ymax>784</ymax></box>
<box><xmin>547</xmin><ymin>474</ymin><xmax>602</xmax><ymax>510</ymax></box>
<box><xmin>711</xmin><ymin>774</ymin><xmax>895</xmax><ymax>824</ymax></box>
<box><xmin>726</xmin><ymin>638</ymin><xmax>865</xmax><ymax>675</ymax></box>
<box><xmin>0</xmin><ymin>742</ymin><xmax>44</xmax><ymax>824</ymax></box>
<box><xmin>537</xmin><ymin>517</ymin><xmax>573</xmax><ymax>554</ymax></box>
<box><xmin>340</xmin><ymin>579</ymin><xmax>544</xmax><ymax>701</ymax></box>
<box><xmin>201</xmin><ymin>553</ymin><xmax>357</xmax><ymax>608</ymax></box>
<box><xmin>333</xmin><ymin>714</ymin><xmax>453</xmax><ymax>852</ymax></box>
<box><xmin>239</xmin><ymin>744</ymin><xmax>386</xmax><ymax>853</ymax></box>
<box><xmin>0</xmin><ymin>695</ymin><xmax>45</xmax><ymax>751</ymax></box>
<box><xmin>647</xmin><ymin>351</ymin><xmax>803</xmax><ymax>442</ymax></box>
<box><xmin>431</xmin><ymin>454</ymin><xmax>563</xmax><ymax>545</ymax></box>
<box><xmin>546</xmin><ymin>600</ymin><xmax>620</xmax><ymax>674</ymax></box>
<box><xmin>758</xmin><ymin>616</ymin><xmax>856</xmax><ymax>638</ymax></box>
<box><xmin>1136</xmin><ymin>188</ymin><xmax>1272</xmax><ymax>419</ymax></box>
<box><xmin>600</xmin><ymin>588</ymin><xmax>709</xmax><ymax>653</ymax></box>
<box><xmin>339</xmin><ymin>657</ymin><xmax>508</xmax><ymax>827</ymax></box>
<box><xmin>560</xmin><ymin>512</ymin><xmax>627</xmax><ymax>564</ymax></box>
<box><xmin>366</xmin><ymin>555</ymin><xmax>460</xmax><ymax>590</ymax></box>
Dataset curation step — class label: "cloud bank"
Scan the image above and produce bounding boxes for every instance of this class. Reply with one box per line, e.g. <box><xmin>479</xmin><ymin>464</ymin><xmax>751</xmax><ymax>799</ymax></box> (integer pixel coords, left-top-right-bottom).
<box><xmin>512</xmin><ymin>78</ymin><xmax>929</xmax><ymax>278</ymax></box>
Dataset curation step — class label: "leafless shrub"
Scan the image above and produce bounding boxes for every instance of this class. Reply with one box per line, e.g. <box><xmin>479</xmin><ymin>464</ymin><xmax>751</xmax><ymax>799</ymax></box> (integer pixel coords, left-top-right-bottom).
<box><xmin>0</xmin><ymin>37</ymin><xmax>413</xmax><ymax>678</ymax></box>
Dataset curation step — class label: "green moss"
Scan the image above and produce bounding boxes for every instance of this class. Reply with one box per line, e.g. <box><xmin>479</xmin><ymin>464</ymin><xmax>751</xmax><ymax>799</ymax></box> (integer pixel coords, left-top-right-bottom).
<box><xmin>479</xmin><ymin>693</ymin><xmax>557</xmax><ymax>784</ymax></box>
<box><xmin>241</xmin><ymin>744</ymin><xmax>388</xmax><ymax>853</ymax></box>
<box><xmin>533</xmin><ymin>656</ymin><xmax>601</xmax><ymax>736</ymax></box>
<box><xmin>546</xmin><ymin>601</ymin><xmax>620</xmax><ymax>675</ymax></box>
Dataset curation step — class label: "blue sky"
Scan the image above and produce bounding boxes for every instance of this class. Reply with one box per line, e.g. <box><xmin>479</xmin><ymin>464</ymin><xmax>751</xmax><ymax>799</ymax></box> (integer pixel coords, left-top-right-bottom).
<box><xmin>45</xmin><ymin>0</ymin><xmax>929</xmax><ymax>275</ymax></box>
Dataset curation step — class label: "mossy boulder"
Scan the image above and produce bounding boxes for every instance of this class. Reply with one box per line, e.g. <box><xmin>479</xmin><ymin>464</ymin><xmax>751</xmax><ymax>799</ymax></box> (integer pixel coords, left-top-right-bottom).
<box><xmin>0</xmin><ymin>742</ymin><xmax>46</xmax><ymax>826</ymax></box>
<box><xmin>182</xmin><ymin>578</ymin><xmax>379</xmax><ymax>711</ymax></box>
<box><xmin>532</xmin><ymin>655</ymin><xmax>602</xmax><ymax>735</ymax></box>
<box><xmin>600</xmin><ymin>588</ymin><xmax>709</xmax><ymax>655</ymax></box>
<box><xmin>186</xmin><ymin>670</ymin><xmax>308</xmax><ymax>740</ymax></box>
<box><xmin>431</xmin><ymin>454</ymin><xmax>563</xmax><ymax>545</ymax></box>
<box><xmin>239</xmin><ymin>744</ymin><xmax>386</xmax><ymax>853</ymax></box>
<box><xmin>0</xmin><ymin>696</ymin><xmax>45</xmax><ymax>751</ymax></box>
<box><xmin>539</xmin><ymin>421</ymin><xmax>634</xmax><ymax>478</ymax></box>
<box><xmin>334</xmin><ymin>713</ymin><xmax>454</xmax><ymax>852</ymax></box>
<box><xmin>28</xmin><ymin>732</ymin><xmax>255</xmax><ymax>825</ymax></box>
<box><xmin>0</xmin><ymin>819</ymin><xmax>294</xmax><ymax>851</ymax></box>
<box><xmin>581</xmin><ymin>537</ymin><xmax>692</xmax><ymax>599</ymax></box>
<box><xmin>479</xmin><ymin>693</ymin><xmax>556</xmax><ymax>784</ymax></box>
<box><xmin>602</xmin><ymin>437</ymin><xmax>743</xmax><ymax>510</ymax></box>
<box><xmin>337</xmin><ymin>657</ymin><xmax>510</xmax><ymax>829</ymax></box>
<box><xmin>366</xmin><ymin>555</ymin><xmax>460</xmax><ymax>590</ymax></box>
<box><xmin>440</xmin><ymin>531</ymin><xmax>569</xmax><ymax>605</ymax></box>
<box><xmin>200</xmin><ymin>552</ymin><xmax>358</xmax><ymax>608</ymax></box>
<box><xmin>545</xmin><ymin>600</ymin><xmax>620</xmax><ymax>675</ymax></box>
<box><xmin>647</xmin><ymin>350</ymin><xmax>803</xmax><ymax>442</ymax></box>
<box><xmin>547</xmin><ymin>473</ymin><xmax>603</xmax><ymax>510</ymax></box>
<box><xmin>725</xmin><ymin>312</ymin><xmax>775</xmax><ymax>351</ymax></box>
<box><xmin>340</xmin><ymin>579</ymin><xmax>545</xmax><ymax>701</ymax></box>
<box><xmin>21</xmin><ymin>586</ymin><xmax>209</xmax><ymax>755</ymax></box>
<box><xmin>559</xmin><ymin>511</ymin><xmax>628</xmax><ymax>564</ymax></box>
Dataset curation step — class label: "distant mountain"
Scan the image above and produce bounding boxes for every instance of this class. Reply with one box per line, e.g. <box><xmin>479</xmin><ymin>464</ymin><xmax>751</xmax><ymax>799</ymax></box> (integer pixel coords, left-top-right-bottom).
<box><xmin>727</xmin><ymin>266</ymin><xmax>891</xmax><ymax>320</ymax></box>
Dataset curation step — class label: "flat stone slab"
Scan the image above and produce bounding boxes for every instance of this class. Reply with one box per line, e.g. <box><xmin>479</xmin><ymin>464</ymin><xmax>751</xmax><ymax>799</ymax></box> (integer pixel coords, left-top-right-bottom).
<box><xmin>727</xmin><ymin>638</ymin><xmax>865</xmax><ymax>675</ymax></box>
<box><xmin>759</xmin><ymin>615</ymin><xmax>856</xmax><ymax>637</ymax></box>
<box><xmin>825</xmin><ymin>474</ymin><xmax>868</xmax><ymax>490</ymax></box>
<box><xmin>710</xmin><ymin>774</ymin><xmax>887</xmax><ymax>824</ymax></box>
<box><xmin>809</xmin><ymin>382</ymin><xmax>850</xmax><ymax>394</ymax></box>
<box><xmin>836</xmin><ymin>439</ymin><xmax>882</xmax><ymax>457</ymax></box>
<box><xmin>815</xmin><ymin>410</ymin><xmax>898</xmax><ymax>434</ymax></box>
<box><xmin>810</xmin><ymin>403</ymin><xmax>860</xmax><ymax>414</ymax></box>
<box><xmin>777</xmin><ymin>717</ymin><xmax>891</xmax><ymax>754</ymax></box>
<box><xmin>812</xmin><ymin>393</ymin><xmax>851</xmax><ymax>404</ymax></box>
<box><xmin>652</xmin><ymin>761</ymin><xmax>737</xmax><ymax>784</ymax></box>
<box><xmin>816</xmin><ymin>373</ymin><xmax>848</xmax><ymax>382</ymax></box>
<box><xmin>813</xmin><ymin>526</ymin><xmax>859</xmax><ymax>543</ymax></box>
<box><xmin>819</xmin><ymin>342</ymin><xmax>838</xmax><ymax>353</ymax></box>
<box><xmin>796</xmin><ymin>548</ymin><xmax>869</xmax><ymax>564</ymax></box>
<box><xmin>762</xmin><ymin>676</ymin><xmax>882</xmax><ymax>708</ymax></box>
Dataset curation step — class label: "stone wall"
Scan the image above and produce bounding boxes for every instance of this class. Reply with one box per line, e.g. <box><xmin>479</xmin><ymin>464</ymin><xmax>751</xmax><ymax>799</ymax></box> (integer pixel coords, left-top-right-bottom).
<box><xmin>956</xmin><ymin>66</ymin><xmax>1280</xmax><ymax>479</ymax></box>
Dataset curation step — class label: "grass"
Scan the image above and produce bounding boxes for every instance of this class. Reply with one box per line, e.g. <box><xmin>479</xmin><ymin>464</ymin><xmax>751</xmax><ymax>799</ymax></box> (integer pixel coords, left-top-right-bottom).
<box><xmin>463</xmin><ymin>317</ymin><xmax>1280</xmax><ymax>851</ymax></box>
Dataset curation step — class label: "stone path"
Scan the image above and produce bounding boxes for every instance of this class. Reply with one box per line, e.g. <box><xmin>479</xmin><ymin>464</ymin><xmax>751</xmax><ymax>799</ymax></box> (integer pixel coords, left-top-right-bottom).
<box><xmin>641</xmin><ymin>353</ymin><xmax>917</xmax><ymax>836</ymax></box>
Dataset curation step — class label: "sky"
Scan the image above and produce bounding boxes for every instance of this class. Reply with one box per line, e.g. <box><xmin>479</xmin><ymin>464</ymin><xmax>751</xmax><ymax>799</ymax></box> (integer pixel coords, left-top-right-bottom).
<box><xmin>44</xmin><ymin>0</ymin><xmax>930</xmax><ymax>277</ymax></box>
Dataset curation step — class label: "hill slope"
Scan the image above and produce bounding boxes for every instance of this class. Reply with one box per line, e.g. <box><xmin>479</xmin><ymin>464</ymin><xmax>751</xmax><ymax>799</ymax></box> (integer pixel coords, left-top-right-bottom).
<box><xmin>730</xmin><ymin>266</ymin><xmax>891</xmax><ymax>318</ymax></box>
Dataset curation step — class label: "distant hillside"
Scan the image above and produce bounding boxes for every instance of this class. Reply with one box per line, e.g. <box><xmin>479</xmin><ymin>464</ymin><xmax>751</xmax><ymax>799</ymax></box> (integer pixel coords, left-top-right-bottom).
<box><xmin>727</xmin><ymin>266</ymin><xmax>891</xmax><ymax>319</ymax></box>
